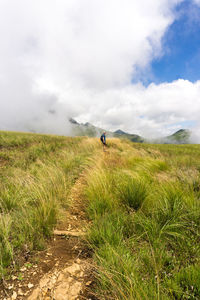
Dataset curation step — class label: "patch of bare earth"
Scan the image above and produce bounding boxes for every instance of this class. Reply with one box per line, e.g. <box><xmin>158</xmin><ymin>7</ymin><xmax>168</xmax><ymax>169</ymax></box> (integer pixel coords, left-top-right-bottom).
<box><xmin>0</xmin><ymin>174</ymin><xmax>96</xmax><ymax>300</ymax></box>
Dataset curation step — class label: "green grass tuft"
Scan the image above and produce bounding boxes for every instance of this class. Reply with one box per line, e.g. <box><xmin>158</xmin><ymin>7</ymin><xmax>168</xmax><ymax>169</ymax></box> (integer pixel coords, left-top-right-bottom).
<box><xmin>118</xmin><ymin>175</ymin><xmax>148</xmax><ymax>210</ymax></box>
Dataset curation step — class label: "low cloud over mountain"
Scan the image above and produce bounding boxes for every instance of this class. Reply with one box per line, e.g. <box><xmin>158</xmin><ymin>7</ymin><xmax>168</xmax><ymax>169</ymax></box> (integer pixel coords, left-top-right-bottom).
<box><xmin>0</xmin><ymin>1</ymin><xmax>200</xmax><ymax>141</ymax></box>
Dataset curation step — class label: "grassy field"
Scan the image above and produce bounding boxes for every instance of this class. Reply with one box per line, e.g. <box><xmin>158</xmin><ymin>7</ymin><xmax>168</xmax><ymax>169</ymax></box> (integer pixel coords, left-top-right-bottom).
<box><xmin>85</xmin><ymin>140</ymin><xmax>200</xmax><ymax>299</ymax></box>
<box><xmin>1</xmin><ymin>131</ymin><xmax>200</xmax><ymax>299</ymax></box>
<box><xmin>0</xmin><ymin>131</ymin><xmax>98</xmax><ymax>279</ymax></box>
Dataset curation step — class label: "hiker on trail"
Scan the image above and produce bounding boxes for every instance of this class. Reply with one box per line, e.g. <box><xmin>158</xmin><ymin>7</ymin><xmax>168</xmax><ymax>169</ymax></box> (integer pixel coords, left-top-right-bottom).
<box><xmin>100</xmin><ymin>132</ymin><xmax>107</xmax><ymax>151</ymax></box>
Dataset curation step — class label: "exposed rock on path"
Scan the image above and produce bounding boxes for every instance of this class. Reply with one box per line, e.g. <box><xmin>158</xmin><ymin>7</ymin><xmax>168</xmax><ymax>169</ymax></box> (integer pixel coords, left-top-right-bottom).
<box><xmin>27</xmin><ymin>258</ymin><xmax>88</xmax><ymax>300</ymax></box>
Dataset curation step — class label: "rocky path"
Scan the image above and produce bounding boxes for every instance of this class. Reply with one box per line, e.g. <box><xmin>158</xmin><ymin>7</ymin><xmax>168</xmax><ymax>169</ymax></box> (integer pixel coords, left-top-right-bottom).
<box><xmin>28</xmin><ymin>258</ymin><xmax>89</xmax><ymax>300</ymax></box>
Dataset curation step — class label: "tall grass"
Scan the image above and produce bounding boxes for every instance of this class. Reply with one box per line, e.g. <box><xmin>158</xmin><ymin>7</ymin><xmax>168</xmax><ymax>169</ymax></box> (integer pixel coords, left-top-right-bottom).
<box><xmin>85</xmin><ymin>139</ymin><xmax>200</xmax><ymax>299</ymax></box>
<box><xmin>118</xmin><ymin>175</ymin><xmax>148</xmax><ymax>210</ymax></box>
<box><xmin>0</xmin><ymin>214</ymin><xmax>13</xmax><ymax>272</ymax></box>
<box><xmin>1</xmin><ymin>132</ymin><xmax>200</xmax><ymax>298</ymax></box>
<box><xmin>0</xmin><ymin>132</ymin><xmax>97</xmax><ymax>277</ymax></box>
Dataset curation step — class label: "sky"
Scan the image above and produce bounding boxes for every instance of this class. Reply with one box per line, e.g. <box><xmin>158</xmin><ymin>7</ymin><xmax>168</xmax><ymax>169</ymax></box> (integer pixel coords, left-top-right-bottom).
<box><xmin>0</xmin><ymin>0</ymin><xmax>200</xmax><ymax>139</ymax></box>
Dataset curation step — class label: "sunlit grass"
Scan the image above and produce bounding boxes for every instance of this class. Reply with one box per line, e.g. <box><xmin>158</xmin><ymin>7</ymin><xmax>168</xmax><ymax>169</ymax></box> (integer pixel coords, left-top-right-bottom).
<box><xmin>0</xmin><ymin>131</ymin><xmax>97</xmax><ymax>277</ymax></box>
<box><xmin>1</xmin><ymin>131</ymin><xmax>200</xmax><ymax>298</ymax></box>
<box><xmin>85</xmin><ymin>139</ymin><xmax>200</xmax><ymax>299</ymax></box>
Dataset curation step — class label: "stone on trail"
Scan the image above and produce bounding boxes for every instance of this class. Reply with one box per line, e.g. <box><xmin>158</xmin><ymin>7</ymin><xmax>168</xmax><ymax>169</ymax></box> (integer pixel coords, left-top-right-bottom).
<box><xmin>28</xmin><ymin>283</ymin><xmax>34</xmax><ymax>289</ymax></box>
<box><xmin>11</xmin><ymin>291</ymin><xmax>17</xmax><ymax>300</ymax></box>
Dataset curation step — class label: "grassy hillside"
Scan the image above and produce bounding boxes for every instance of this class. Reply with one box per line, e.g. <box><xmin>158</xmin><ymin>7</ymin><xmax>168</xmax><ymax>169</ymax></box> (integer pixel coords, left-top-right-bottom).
<box><xmin>85</xmin><ymin>140</ymin><xmax>200</xmax><ymax>299</ymax></box>
<box><xmin>1</xmin><ymin>131</ymin><xmax>200</xmax><ymax>299</ymax></box>
<box><xmin>0</xmin><ymin>131</ymin><xmax>98</xmax><ymax>277</ymax></box>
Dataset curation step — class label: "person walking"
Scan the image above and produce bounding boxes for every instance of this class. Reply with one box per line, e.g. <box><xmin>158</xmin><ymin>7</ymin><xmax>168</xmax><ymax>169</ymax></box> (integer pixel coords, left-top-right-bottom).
<box><xmin>100</xmin><ymin>132</ymin><xmax>107</xmax><ymax>151</ymax></box>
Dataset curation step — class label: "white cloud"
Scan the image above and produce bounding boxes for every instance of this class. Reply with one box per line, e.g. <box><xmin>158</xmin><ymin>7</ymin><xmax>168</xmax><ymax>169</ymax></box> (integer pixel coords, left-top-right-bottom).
<box><xmin>76</xmin><ymin>79</ymin><xmax>200</xmax><ymax>138</ymax></box>
<box><xmin>1</xmin><ymin>0</ymin><xmax>200</xmax><ymax>141</ymax></box>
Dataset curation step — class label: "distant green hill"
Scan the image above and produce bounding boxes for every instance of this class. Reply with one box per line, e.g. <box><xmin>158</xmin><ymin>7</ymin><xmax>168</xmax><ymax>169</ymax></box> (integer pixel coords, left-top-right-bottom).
<box><xmin>167</xmin><ymin>129</ymin><xmax>191</xmax><ymax>143</ymax></box>
<box><xmin>113</xmin><ymin>129</ymin><xmax>145</xmax><ymax>143</ymax></box>
<box><xmin>155</xmin><ymin>129</ymin><xmax>191</xmax><ymax>144</ymax></box>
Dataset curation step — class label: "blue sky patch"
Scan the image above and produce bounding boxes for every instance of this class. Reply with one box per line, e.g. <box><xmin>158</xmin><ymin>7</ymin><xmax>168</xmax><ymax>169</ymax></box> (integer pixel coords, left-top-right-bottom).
<box><xmin>145</xmin><ymin>0</ymin><xmax>200</xmax><ymax>85</ymax></box>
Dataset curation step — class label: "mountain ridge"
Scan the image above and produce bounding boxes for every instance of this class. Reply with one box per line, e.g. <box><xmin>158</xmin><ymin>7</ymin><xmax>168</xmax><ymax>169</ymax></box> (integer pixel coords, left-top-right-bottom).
<box><xmin>69</xmin><ymin>118</ymin><xmax>191</xmax><ymax>144</ymax></box>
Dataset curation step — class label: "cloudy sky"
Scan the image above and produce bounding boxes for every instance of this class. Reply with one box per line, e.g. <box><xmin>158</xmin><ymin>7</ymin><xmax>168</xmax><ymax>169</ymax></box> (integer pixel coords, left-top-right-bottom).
<box><xmin>0</xmin><ymin>0</ymin><xmax>200</xmax><ymax>138</ymax></box>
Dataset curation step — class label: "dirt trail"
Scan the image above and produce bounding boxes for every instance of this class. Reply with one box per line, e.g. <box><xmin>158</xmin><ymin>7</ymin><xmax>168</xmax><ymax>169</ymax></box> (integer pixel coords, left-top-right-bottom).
<box><xmin>26</xmin><ymin>174</ymin><xmax>93</xmax><ymax>300</ymax></box>
<box><xmin>1</xmin><ymin>168</ymin><xmax>96</xmax><ymax>300</ymax></box>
